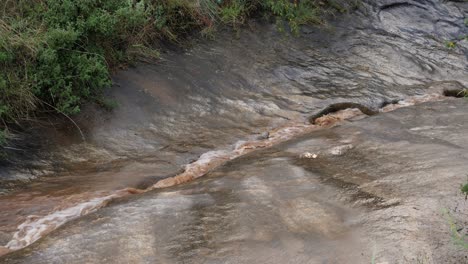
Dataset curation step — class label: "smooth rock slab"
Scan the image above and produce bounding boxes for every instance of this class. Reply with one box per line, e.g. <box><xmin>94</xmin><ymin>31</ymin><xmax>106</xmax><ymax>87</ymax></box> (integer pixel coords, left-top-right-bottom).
<box><xmin>3</xmin><ymin>99</ymin><xmax>468</xmax><ymax>263</ymax></box>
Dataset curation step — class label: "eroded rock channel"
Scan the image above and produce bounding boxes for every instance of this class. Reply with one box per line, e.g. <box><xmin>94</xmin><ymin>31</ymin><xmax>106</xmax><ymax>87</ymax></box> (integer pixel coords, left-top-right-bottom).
<box><xmin>0</xmin><ymin>0</ymin><xmax>467</xmax><ymax>263</ymax></box>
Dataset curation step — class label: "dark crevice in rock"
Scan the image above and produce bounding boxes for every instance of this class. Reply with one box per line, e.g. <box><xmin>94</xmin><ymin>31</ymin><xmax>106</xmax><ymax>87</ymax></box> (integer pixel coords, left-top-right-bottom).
<box><xmin>308</xmin><ymin>102</ymin><xmax>381</xmax><ymax>124</ymax></box>
<box><xmin>443</xmin><ymin>88</ymin><xmax>467</xmax><ymax>98</ymax></box>
<box><xmin>309</xmin><ymin>80</ymin><xmax>467</xmax><ymax>124</ymax></box>
<box><xmin>378</xmin><ymin>1</ymin><xmax>428</xmax><ymax>14</ymax></box>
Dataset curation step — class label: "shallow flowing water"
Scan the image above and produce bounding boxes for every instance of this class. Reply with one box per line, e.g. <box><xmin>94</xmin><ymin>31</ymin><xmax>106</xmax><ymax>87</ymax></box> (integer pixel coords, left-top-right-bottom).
<box><xmin>0</xmin><ymin>0</ymin><xmax>467</xmax><ymax>262</ymax></box>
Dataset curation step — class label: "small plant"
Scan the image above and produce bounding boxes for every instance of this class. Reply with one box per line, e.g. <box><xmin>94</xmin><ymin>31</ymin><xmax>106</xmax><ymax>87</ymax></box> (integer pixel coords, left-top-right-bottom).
<box><xmin>464</xmin><ymin>18</ymin><xmax>468</xmax><ymax>27</ymax></box>
<box><xmin>455</xmin><ymin>88</ymin><xmax>468</xmax><ymax>98</ymax></box>
<box><xmin>443</xmin><ymin>209</ymin><xmax>468</xmax><ymax>249</ymax></box>
<box><xmin>445</xmin><ymin>40</ymin><xmax>456</xmax><ymax>49</ymax></box>
<box><xmin>439</xmin><ymin>179</ymin><xmax>468</xmax><ymax>250</ymax></box>
<box><xmin>219</xmin><ymin>0</ymin><xmax>247</xmax><ymax>26</ymax></box>
<box><xmin>264</xmin><ymin>0</ymin><xmax>322</xmax><ymax>35</ymax></box>
<box><xmin>461</xmin><ymin>179</ymin><xmax>468</xmax><ymax>200</ymax></box>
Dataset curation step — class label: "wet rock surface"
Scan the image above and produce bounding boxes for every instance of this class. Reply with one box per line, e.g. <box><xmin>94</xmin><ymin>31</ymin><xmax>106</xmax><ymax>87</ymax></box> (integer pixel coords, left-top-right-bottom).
<box><xmin>3</xmin><ymin>99</ymin><xmax>468</xmax><ymax>263</ymax></box>
<box><xmin>0</xmin><ymin>0</ymin><xmax>467</xmax><ymax>262</ymax></box>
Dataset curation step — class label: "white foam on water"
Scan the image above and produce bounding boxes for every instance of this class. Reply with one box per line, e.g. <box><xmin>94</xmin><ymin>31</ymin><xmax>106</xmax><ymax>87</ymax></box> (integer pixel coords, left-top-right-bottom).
<box><xmin>6</xmin><ymin>194</ymin><xmax>118</xmax><ymax>250</ymax></box>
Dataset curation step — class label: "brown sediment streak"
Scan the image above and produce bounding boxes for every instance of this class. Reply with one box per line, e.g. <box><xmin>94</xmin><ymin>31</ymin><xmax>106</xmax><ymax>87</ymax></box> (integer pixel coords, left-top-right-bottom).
<box><xmin>0</xmin><ymin>92</ymin><xmax>453</xmax><ymax>256</ymax></box>
<box><xmin>150</xmin><ymin>123</ymin><xmax>319</xmax><ymax>189</ymax></box>
<box><xmin>314</xmin><ymin>108</ymin><xmax>364</xmax><ymax>126</ymax></box>
<box><xmin>150</xmin><ymin>150</ymin><xmax>232</xmax><ymax>188</ymax></box>
<box><xmin>380</xmin><ymin>93</ymin><xmax>445</xmax><ymax>112</ymax></box>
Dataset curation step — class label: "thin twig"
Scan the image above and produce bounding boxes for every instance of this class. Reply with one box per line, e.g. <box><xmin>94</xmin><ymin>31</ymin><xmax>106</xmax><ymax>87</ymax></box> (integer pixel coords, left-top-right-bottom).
<box><xmin>3</xmin><ymin>146</ymin><xmax>24</xmax><ymax>151</ymax></box>
<box><xmin>38</xmin><ymin>99</ymin><xmax>86</xmax><ymax>142</ymax></box>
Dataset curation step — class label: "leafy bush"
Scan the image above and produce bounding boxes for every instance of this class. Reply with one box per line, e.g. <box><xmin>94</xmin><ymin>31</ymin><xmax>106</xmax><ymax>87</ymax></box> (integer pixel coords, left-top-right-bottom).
<box><xmin>1</xmin><ymin>0</ymin><xmax>156</xmax><ymax>117</ymax></box>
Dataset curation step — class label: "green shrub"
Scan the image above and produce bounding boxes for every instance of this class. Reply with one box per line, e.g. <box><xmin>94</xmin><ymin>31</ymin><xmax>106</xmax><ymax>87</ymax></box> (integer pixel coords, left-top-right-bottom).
<box><xmin>0</xmin><ymin>0</ymin><xmax>157</xmax><ymax>119</ymax></box>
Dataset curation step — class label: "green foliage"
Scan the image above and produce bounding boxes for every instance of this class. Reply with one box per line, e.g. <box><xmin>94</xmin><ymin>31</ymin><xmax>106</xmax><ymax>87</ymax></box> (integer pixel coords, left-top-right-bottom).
<box><xmin>263</xmin><ymin>0</ymin><xmax>322</xmax><ymax>35</ymax></box>
<box><xmin>460</xmin><ymin>89</ymin><xmax>468</xmax><ymax>98</ymax></box>
<box><xmin>443</xmin><ymin>209</ymin><xmax>468</xmax><ymax>249</ymax></box>
<box><xmin>0</xmin><ymin>0</ymin><xmax>163</xmax><ymax>121</ymax></box>
<box><xmin>440</xmin><ymin>180</ymin><xmax>468</xmax><ymax>250</ymax></box>
<box><xmin>461</xmin><ymin>182</ymin><xmax>468</xmax><ymax>199</ymax></box>
<box><xmin>445</xmin><ymin>40</ymin><xmax>456</xmax><ymax>49</ymax></box>
<box><xmin>217</xmin><ymin>0</ymin><xmax>339</xmax><ymax>35</ymax></box>
<box><xmin>459</xmin><ymin>175</ymin><xmax>468</xmax><ymax>198</ymax></box>
<box><xmin>220</xmin><ymin>0</ymin><xmax>247</xmax><ymax>26</ymax></box>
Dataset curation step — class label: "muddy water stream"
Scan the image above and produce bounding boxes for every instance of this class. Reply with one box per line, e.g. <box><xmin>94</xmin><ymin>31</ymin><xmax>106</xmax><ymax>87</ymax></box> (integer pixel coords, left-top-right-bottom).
<box><xmin>1</xmin><ymin>0</ymin><xmax>468</xmax><ymax>262</ymax></box>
